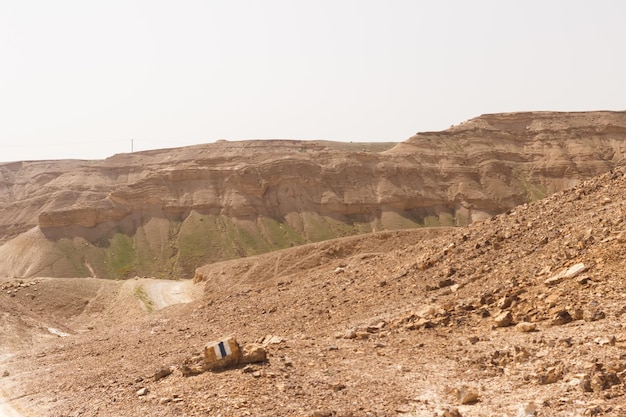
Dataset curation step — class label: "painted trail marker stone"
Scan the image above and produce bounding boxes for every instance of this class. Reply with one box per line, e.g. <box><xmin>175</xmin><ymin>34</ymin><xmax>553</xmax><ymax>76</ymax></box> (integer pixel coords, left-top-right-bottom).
<box><xmin>204</xmin><ymin>336</ymin><xmax>242</xmax><ymax>371</ymax></box>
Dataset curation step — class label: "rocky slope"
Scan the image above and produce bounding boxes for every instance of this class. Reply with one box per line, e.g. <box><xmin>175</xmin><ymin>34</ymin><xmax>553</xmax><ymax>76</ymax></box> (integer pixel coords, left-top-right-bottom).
<box><xmin>1</xmin><ymin>163</ymin><xmax>626</xmax><ymax>416</ymax></box>
<box><xmin>1</xmin><ymin>111</ymin><xmax>626</xmax><ymax>279</ymax></box>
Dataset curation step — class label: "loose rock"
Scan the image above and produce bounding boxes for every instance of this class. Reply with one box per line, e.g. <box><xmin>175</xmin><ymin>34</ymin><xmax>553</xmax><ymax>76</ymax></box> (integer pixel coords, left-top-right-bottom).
<box><xmin>551</xmin><ymin>310</ymin><xmax>573</xmax><ymax>326</ymax></box>
<box><xmin>453</xmin><ymin>385</ymin><xmax>479</xmax><ymax>404</ymax></box>
<box><xmin>241</xmin><ymin>343</ymin><xmax>267</xmax><ymax>365</ymax></box>
<box><xmin>515</xmin><ymin>322</ymin><xmax>536</xmax><ymax>332</ymax></box>
<box><xmin>440</xmin><ymin>408</ymin><xmax>463</xmax><ymax>417</ymax></box>
<box><xmin>310</xmin><ymin>410</ymin><xmax>333</xmax><ymax>417</ymax></box>
<box><xmin>154</xmin><ymin>367</ymin><xmax>173</xmax><ymax>381</ymax></box>
<box><xmin>494</xmin><ymin>311</ymin><xmax>513</xmax><ymax>327</ymax></box>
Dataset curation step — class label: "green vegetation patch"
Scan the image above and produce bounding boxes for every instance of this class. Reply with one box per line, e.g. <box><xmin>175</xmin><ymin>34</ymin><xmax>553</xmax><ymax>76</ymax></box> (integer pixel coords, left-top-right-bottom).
<box><xmin>523</xmin><ymin>181</ymin><xmax>547</xmax><ymax>201</ymax></box>
<box><xmin>177</xmin><ymin>213</ymin><xmax>237</xmax><ymax>267</ymax></box>
<box><xmin>438</xmin><ymin>212</ymin><xmax>456</xmax><ymax>227</ymax></box>
<box><xmin>53</xmin><ymin>238</ymin><xmax>91</xmax><ymax>277</ymax></box>
<box><xmin>301</xmin><ymin>213</ymin><xmax>339</xmax><ymax>242</ymax></box>
<box><xmin>422</xmin><ymin>215</ymin><xmax>441</xmax><ymax>228</ymax></box>
<box><xmin>133</xmin><ymin>285</ymin><xmax>154</xmax><ymax>313</ymax></box>
<box><xmin>379</xmin><ymin>212</ymin><xmax>422</xmax><ymax>230</ymax></box>
<box><xmin>107</xmin><ymin>233</ymin><xmax>137</xmax><ymax>278</ymax></box>
<box><xmin>259</xmin><ymin>216</ymin><xmax>305</xmax><ymax>248</ymax></box>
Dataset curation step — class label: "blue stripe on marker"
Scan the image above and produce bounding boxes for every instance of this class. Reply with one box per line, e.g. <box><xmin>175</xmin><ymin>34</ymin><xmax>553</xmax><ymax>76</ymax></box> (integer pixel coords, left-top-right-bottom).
<box><xmin>218</xmin><ymin>341</ymin><xmax>227</xmax><ymax>358</ymax></box>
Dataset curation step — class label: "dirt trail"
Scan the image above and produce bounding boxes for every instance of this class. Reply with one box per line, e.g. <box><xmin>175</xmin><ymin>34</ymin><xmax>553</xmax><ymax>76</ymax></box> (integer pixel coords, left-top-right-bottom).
<box><xmin>0</xmin><ymin>354</ymin><xmax>24</xmax><ymax>417</ymax></box>
<box><xmin>139</xmin><ymin>278</ymin><xmax>198</xmax><ymax>310</ymax></box>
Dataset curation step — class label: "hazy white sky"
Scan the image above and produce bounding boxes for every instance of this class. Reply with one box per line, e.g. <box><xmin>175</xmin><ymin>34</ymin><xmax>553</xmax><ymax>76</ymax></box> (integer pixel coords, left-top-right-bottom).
<box><xmin>1</xmin><ymin>0</ymin><xmax>625</xmax><ymax>162</ymax></box>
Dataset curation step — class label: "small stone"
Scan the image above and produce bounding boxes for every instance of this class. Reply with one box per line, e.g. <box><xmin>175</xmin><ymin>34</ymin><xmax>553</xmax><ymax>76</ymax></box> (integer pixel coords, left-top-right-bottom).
<box><xmin>159</xmin><ymin>397</ymin><xmax>171</xmax><ymax>404</ymax></box>
<box><xmin>563</xmin><ymin>262</ymin><xmax>588</xmax><ymax>277</ymax></box>
<box><xmin>494</xmin><ymin>311</ymin><xmax>513</xmax><ymax>327</ymax></box>
<box><xmin>551</xmin><ymin>310</ymin><xmax>572</xmax><ymax>326</ymax></box>
<box><xmin>395</xmin><ymin>404</ymin><xmax>413</xmax><ymax>413</ymax></box>
<box><xmin>572</xmin><ymin>308</ymin><xmax>584</xmax><ymax>320</ymax></box>
<box><xmin>591</xmin><ymin>371</ymin><xmax>621</xmax><ymax>392</ymax></box>
<box><xmin>343</xmin><ymin>328</ymin><xmax>357</xmax><ymax>339</ymax></box>
<box><xmin>136</xmin><ymin>387</ymin><xmax>148</xmax><ymax>396</ymax></box>
<box><xmin>418</xmin><ymin>305</ymin><xmax>437</xmax><ymax>318</ymax></box>
<box><xmin>440</xmin><ymin>408</ymin><xmax>462</xmax><ymax>417</ymax></box>
<box><xmin>594</xmin><ymin>337</ymin><xmax>615</xmax><ymax>346</ymax></box>
<box><xmin>515</xmin><ymin>322</ymin><xmax>536</xmax><ymax>333</ymax></box>
<box><xmin>537</xmin><ymin>366</ymin><xmax>562</xmax><ymax>385</ymax></box>
<box><xmin>544</xmin><ymin>276</ymin><xmax>563</xmax><ymax>286</ymax></box>
<box><xmin>580</xmin><ymin>375</ymin><xmax>593</xmax><ymax>392</ymax></box>
<box><xmin>517</xmin><ymin>402</ymin><xmax>538</xmax><ymax>416</ymax></box>
<box><xmin>2</xmin><ymin>370</ymin><xmax>9</xmax><ymax>377</ymax></box>
<box><xmin>310</xmin><ymin>411</ymin><xmax>332</xmax><ymax>417</ymax></box>
<box><xmin>444</xmin><ymin>267</ymin><xmax>456</xmax><ymax>277</ymax></box>
<box><xmin>415</xmin><ymin>318</ymin><xmax>434</xmax><ymax>329</ymax></box>
<box><xmin>154</xmin><ymin>367</ymin><xmax>173</xmax><ymax>381</ymax></box>
<box><xmin>455</xmin><ymin>386</ymin><xmax>479</xmax><ymax>404</ymax></box>
<box><xmin>355</xmin><ymin>331</ymin><xmax>370</xmax><ymax>340</ymax></box>
<box><xmin>585</xmin><ymin>310</ymin><xmax>606</xmax><ymax>322</ymax></box>
<box><xmin>439</xmin><ymin>279</ymin><xmax>455</xmax><ymax>288</ymax></box>
<box><xmin>367</xmin><ymin>320</ymin><xmax>387</xmax><ymax>333</ymax></box>
<box><xmin>181</xmin><ymin>354</ymin><xmax>207</xmax><ymax>376</ymax></box>
<box><xmin>331</xmin><ymin>383</ymin><xmax>346</xmax><ymax>392</ymax></box>
<box><xmin>585</xmin><ymin>406</ymin><xmax>603</xmax><ymax>416</ymax></box>
<box><xmin>241</xmin><ymin>343</ymin><xmax>267</xmax><ymax>365</ymax></box>
<box><xmin>544</xmin><ymin>263</ymin><xmax>588</xmax><ymax>286</ymax></box>
<box><xmin>468</xmin><ymin>336</ymin><xmax>480</xmax><ymax>345</ymax></box>
<box><xmin>576</xmin><ymin>275</ymin><xmax>590</xmax><ymax>285</ymax></box>
<box><xmin>497</xmin><ymin>296</ymin><xmax>515</xmax><ymax>309</ymax></box>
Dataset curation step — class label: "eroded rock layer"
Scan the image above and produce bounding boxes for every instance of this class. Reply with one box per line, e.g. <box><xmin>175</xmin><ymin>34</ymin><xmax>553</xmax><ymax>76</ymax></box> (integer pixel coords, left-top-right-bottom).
<box><xmin>1</xmin><ymin>111</ymin><xmax>625</xmax><ymax>278</ymax></box>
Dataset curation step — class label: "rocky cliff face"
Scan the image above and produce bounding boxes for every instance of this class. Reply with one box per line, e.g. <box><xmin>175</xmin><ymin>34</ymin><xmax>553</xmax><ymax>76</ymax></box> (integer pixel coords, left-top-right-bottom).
<box><xmin>1</xmin><ymin>111</ymin><xmax>625</xmax><ymax>278</ymax></box>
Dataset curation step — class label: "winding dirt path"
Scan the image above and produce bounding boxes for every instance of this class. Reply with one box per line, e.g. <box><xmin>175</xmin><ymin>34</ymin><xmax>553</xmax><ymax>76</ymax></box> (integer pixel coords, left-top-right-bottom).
<box><xmin>139</xmin><ymin>278</ymin><xmax>197</xmax><ymax>310</ymax></box>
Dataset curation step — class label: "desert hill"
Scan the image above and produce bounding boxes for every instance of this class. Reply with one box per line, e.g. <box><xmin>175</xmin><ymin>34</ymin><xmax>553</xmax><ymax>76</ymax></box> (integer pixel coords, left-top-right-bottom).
<box><xmin>1</xmin><ymin>157</ymin><xmax>625</xmax><ymax>416</ymax></box>
<box><xmin>1</xmin><ymin>111</ymin><xmax>626</xmax><ymax>279</ymax></box>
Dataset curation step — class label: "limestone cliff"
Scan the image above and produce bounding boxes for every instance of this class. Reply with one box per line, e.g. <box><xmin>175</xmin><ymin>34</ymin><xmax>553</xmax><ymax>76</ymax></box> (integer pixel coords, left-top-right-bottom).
<box><xmin>1</xmin><ymin>111</ymin><xmax>625</xmax><ymax>278</ymax></box>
